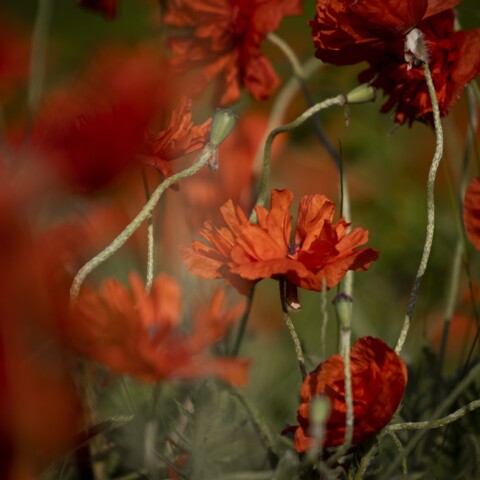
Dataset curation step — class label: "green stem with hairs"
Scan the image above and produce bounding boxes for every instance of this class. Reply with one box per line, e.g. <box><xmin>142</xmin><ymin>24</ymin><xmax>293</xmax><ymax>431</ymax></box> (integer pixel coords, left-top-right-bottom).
<box><xmin>395</xmin><ymin>61</ymin><xmax>444</xmax><ymax>354</ymax></box>
<box><xmin>379</xmin><ymin>362</ymin><xmax>480</xmax><ymax>479</ymax></box>
<box><xmin>252</xmin><ymin>95</ymin><xmax>346</xmax><ymax>221</ymax></box>
<box><xmin>70</xmin><ymin>144</ymin><xmax>214</xmax><ymax>300</ymax></box>
<box><xmin>279</xmin><ymin>277</ymin><xmax>306</xmax><ymax>380</ymax></box>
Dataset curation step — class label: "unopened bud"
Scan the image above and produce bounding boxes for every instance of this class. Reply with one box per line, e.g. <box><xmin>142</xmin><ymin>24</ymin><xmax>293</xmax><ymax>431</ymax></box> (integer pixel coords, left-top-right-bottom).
<box><xmin>332</xmin><ymin>292</ymin><xmax>352</xmax><ymax>329</ymax></box>
<box><xmin>209</xmin><ymin>109</ymin><xmax>238</xmax><ymax>147</ymax></box>
<box><xmin>345</xmin><ymin>84</ymin><xmax>376</xmax><ymax>104</ymax></box>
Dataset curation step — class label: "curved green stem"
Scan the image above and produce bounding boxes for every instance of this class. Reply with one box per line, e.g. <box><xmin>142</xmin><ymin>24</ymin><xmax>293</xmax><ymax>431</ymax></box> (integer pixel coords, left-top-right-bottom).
<box><xmin>395</xmin><ymin>61</ymin><xmax>444</xmax><ymax>354</ymax></box>
<box><xmin>379</xmin><ymin>362</ymin><xmax>480</xmax><ymax>479</ymax></box>
<box><xmin>70</xmin><ymin>145</ymin><xmax>214</xmax><ymax>300</ymax></box>
<box><xmin>279</xmin><ymin>277</ymin><xmax>306</xmax><ymax>380</ymax></box>
<box><xmin>252</xmin><ymin>95</ymin><xmax>346</xmax><ymax>221</ymax></box>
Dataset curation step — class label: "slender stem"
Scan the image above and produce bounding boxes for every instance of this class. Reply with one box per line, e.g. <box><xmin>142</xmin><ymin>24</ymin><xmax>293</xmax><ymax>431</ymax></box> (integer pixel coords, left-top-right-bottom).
<box><xmin>389</xmin><ymin>399</ymin><xmax>480</xmax><ymax>432</ymax></box>
<box><xmin>386</xmin><ymin>431</ymin><xmax>408</xmax><ymax>475</ymax></box>
<box><xmin>267</xmin><ymin>33</ymin><xmax>341</xmax><ymax>170</ymax></box>
<box><xmin>141</xmin><ymin>168</ymin><xmax>155</xmax><ymax>293</ymax></box>
<box><xmin>28</xmin><ymin>0</ymin><xmax>53</xmax><ymax>120</ymax></box>
<box><xmin>279</xmin><ymin>277</ymin><xmax>306</xmax><ymax>380</ymax></box>
<box><xmin>327</xmin><ymin>326</ymin><xmax>353</xmax><ymax>466</ymax></box>
<box><xmin>230</xmin><ymin>286</ymin><xmax>255</xmax><ymax>356</ymax></box>
<box><xmin>379</xmin><ymin>362</ymin><xmax>480</xmax><ymax>479</ymax></box>
<box><xmin>320</xmin><ymin>278</ymin><xmax>328</xmax><ymax>359</ymax></box>
<box><xmin>353</xmin><ymin>432</ymin><xmax>386</xmax><ymax>480</ymax></box>
<box><xmin>252</xmin><ymin>96</ymin><xmax>346</xmax><ymax>221</ymax></box>
<box><xmin>70</xmin><ymin>145</ymin><xmax>214</xmax><ymax>300</ymax></box>
<box><xmin>395</xmin><ymin>61</ymin><xmax>444</xmax><ymax>354</ymax></box>
<box><xmin>252</xmin><ymin>57</ymin><xmax>322</xmax><ymax>180</ymax></box>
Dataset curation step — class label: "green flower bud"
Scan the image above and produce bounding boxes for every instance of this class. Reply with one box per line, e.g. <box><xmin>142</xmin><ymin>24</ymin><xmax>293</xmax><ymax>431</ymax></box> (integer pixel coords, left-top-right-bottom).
<box><xmin>209</xmin><ymin>109</ymin><xmax>239</xmax><ymax>147</ymax></box>
<box><xmin>346</xmin><ymin>84</ymin><xmax>376</xmax><ymax>104</ymax></box>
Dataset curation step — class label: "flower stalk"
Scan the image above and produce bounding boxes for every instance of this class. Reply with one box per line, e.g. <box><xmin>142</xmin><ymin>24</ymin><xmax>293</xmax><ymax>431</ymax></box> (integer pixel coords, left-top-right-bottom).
<box><xmin>70</xmin><ymin>144</ymin><xmax>214</xmax><ymax>300</ymax></box>
<box><xmin>395</xmin><ymin>59</ymin><xmax>444</xmax><ymax>354</ymax></box>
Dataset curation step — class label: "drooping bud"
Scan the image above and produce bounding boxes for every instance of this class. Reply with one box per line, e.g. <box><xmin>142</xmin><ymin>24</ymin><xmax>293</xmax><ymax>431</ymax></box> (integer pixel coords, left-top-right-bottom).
<box><xmin>345</xmin><ymin>84</ymin><xmax>376</xmax><ymax>104</ymax></box>
<box><xmin>209</xmin><ymin>109</ymin><xmax>239</xmax><ymax>147</ymax></box>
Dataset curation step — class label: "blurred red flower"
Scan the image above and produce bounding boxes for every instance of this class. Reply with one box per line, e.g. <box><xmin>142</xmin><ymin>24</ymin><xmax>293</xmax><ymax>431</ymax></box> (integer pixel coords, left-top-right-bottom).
<box><xmin>32</xmin><ymin>46</ymin><xmax>210</xmax><ymax>191</ymax></box>
<box><xmin>463</xmin><ymin>176</ymin><xmax>480</xmax><ymax>250</ymax></box>
<box><xmin>139</xmin><ymin>96</ymin><xmax>211</xmax><ymax>178</ymax></box>
<box><xmin>294</xmin><ymin>337</ymin><xmax>407</xmax><ymax>451</ymax></box>
<box><xmin>181</xmin><ymin>189</ymin><xmax>378</xmax><ymax>295</ymax></box>
<box><xmin>358</xmin><ymin>10</ymin><xmax>480</xmax><ymax>124</ymax></box>
<box><xmin>165</xmin><ymin>0</ymin><xmax>303</xmax><ymax>106</ymax></box>
<box><xmin>70</xmin><ymin>273</ymin><xmax>249</xmax><ymax>386</ymax></box>
<box><xmin>0</xmin><ymin>168</ymin><xmax>86</xmax><ymax>477</ymax></box>
<box><xmin>76</xmin><ymin>0</ymin><xmax>117</xmax><ymax>18</ymax></box>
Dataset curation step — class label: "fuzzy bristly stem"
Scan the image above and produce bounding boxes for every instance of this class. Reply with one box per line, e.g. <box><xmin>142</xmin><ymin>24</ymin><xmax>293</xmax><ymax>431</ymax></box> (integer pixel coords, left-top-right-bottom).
<box><xmin>70</xmin><ymin>144</ymin><xmax>214</xmax><ymax>300</ymax></box>
<box><xmin>279</xmin><ymin>277</ymin><xmax>306</xmax><ymax>380</ymax></box>
<box><xmin>267</xmin><ymin>32</ymin><xmax>341</xmax><ymax>171</ymax></box>
<box><xmin>141</xmin><ymin>168</ymin><xmax>155</xmax><ymax>293</ymax></box>
<box><xmin>251</xmin><ymin>95</ymin><xmax>346</xmax><ymax>222</ymax></box>
<box><xmin>379</xmin><ymin>362</ymin><xmax>480</xmax><ymax>479</ymax></box>
<box><xmin>230</xmin><ymin>286</ymin><xmax>255</xmax><ymax>357</ymax></box>
<box><xmin>395</xmin><ymin>61</ymin><xmax>444</xmax><ymax>354</ymax></box>
<box><xmin>328</xmin><ymin>294</ymin><xmax>353</xmax><ymax>466</ymax></box>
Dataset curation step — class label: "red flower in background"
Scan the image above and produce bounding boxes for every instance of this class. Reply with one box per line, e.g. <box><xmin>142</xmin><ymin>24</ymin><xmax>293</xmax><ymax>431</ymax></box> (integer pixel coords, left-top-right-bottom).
<box><xmin>76</xmin><ymin>0</ymin><xmax>117</xmax><ymax>19</ymax></box>
<box><xmin>311</xmin><ymin>0</ymin><xmax>479</xmax><ymax>124</ymax></box>
<box><xmin>70</xmin><ymin>273</ymin><xmax>249</xmax><ymax>386</ymax></box>
<box><xmin>181</xmin><ymin>189</ymin><xmax>378</xmax><ymax>295</ymax></box>
<box><xmin>463</xmin><ymin>176</ymin><xmax>480</xmax><ymax>250</ymax></box>
<box><xmin>359</xmin><ymin>10</ymin><xmax>480</xmax><ymax>124</ymax></box>
<box><xmin>165</xmin><ymin>0</ymin><xmax>303</xmax><ymax>106</ymax></box>
<box><xmin>0</xmin><ymin>167</ymin><xmax>86</xmax><ymax>477</ymax></box>
<box><xmin>31</xmin><ymin>46</ymin><xmax>210</xmax><ymax>192</ymax></box>
<box><xmin>139</xmin><ymin>96</ymin><xmax>211</xmax><ymax>178</ymax></box>
<box><xmin>294</xmin><ymin>337</ymin><xmax>407</xmax><ymax>452</ymax></box>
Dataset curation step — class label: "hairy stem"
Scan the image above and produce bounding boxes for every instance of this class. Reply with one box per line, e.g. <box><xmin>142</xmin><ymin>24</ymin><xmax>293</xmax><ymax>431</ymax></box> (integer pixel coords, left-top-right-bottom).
<box><xmin>395</xmin><ymin>61</ymin><xmax>444</xmax><ymax>354</ymax></box>
<box><xmin>70</xmin><ymin>145</ymin><xmax>214</xmax><ymax>300</ymax></box>
<box><xmin>252</xmin><ymin>95</ymin><xmax>346</xmax><ymax>221</ymax></box>
<box><xmin>380</xmin><ymin>362</ymin><xmax>480</xmax><ymax>479</ymax></box>
<box><xmin>280</xmin><ymin>277</ymin><xmax>306</xmax><ymax>380</ymax></box>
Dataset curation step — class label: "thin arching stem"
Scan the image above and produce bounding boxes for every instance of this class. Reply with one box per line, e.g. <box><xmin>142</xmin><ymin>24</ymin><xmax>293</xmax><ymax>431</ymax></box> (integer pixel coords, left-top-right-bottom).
<box><xmin>395</xmin><ymin>61</ymin><xmax>444</xmax><ymax>354</ymax></box>
<box><xmin>252</xmin><ymin>95</ymin><xmax>346</xmax><ymax>221</ymax></box>
<box><xmin>379</xmin><ymin>362</ymin><xmax>480</xmax><ymax>479</ymax></box>
<box><xmin>70</xmin><ymin>145</ymin><xmax>214</xmax><ymax>300</ymax></box>
<box><xmin>141</xmin><ymin>168</ymin><xmax>155</xmax><ymax>293</ymax></box>
<box><xmin>279</xmin><ymin>277</ymin><xmax>306</xmax><ymax>380</ymax></box>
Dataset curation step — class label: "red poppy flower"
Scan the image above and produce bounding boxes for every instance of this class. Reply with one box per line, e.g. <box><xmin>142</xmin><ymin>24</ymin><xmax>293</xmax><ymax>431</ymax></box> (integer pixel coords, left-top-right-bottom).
<box><xmin>181</xmin><ymin>189</ymin><xmax>379</xmax><ymax>295</ymax></box>
<box><xmin>76</xmin><ymin>0</ymin><xmax>117</xmax><ymax>19</ymax></box>
<box><xmin>294</xmin><ymin>337</ymin><xmax>407</xmax><ymax>452</ymax></box>
<box><xmin>310</xmin><ymin>0</ymin><xmax>462</xmax><ymax>66</ymax></box>
<box><xmin>463</xmin><ymin>176</ymin><xmax>480</xmax><ymax>250</ymax></box>
<box><xmin>138</xmin><ymin>96</ymin><xmax>212</xmax><ymax>178</ymax></box>
<box><xmin>358</xmin><ymin>10</ymin><xmax>480</xmax><ymax>124</ymax></box>
<box><xmin>165</xmin><ymin>0</ymin><xmax>303</xmax><ymax>106</ymax></box>
<box><xmin>70</xmin><ymin>273</ymin><xmax>249</xmax><ymax>386</ymax></box>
